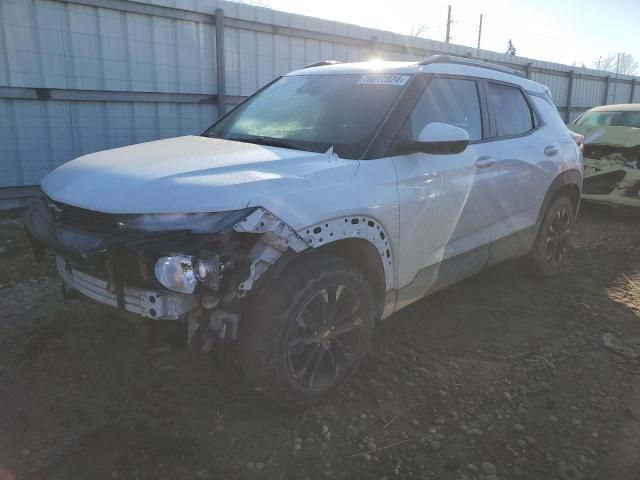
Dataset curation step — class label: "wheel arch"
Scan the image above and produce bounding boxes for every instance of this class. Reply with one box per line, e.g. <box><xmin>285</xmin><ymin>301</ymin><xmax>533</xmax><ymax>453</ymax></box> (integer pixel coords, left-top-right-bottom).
<box><xmin>246</xmin><ymin>237</ymin><xmax>389</xmax><ymax>325</ymax></box>
<box><xmin>316</xmin><ymin>238</ymin><xmax>387</xmax><ymax>316</ymax></box>
<box><xmin>535</xmin><ymin>169</ymin><xmax>582</xmax><ymax>234</ymax></box>
<box><xmin>236</xmin><ymin>211</ymin><xmax>395</xmax><ymax>316</ymax></box>
<box><xmin>297</xmin><ymin>214</ymin><xmax>395</xmax><ymax>291</ymax></box>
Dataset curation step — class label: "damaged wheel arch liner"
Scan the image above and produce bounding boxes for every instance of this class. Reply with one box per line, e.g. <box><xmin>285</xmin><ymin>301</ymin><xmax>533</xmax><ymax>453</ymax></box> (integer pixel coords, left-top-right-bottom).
<box><xmin>233</xmin><ymin>208</ymin><xmax>395</xmax><ymax>296</ymax></box>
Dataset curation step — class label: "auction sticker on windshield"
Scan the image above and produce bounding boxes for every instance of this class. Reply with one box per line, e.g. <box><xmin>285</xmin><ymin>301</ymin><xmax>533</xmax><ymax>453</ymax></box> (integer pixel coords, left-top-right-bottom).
<box><xmin>357</xmin><ymin>74</ymin><xmax>411</xmax><ymax>86</ymax></box>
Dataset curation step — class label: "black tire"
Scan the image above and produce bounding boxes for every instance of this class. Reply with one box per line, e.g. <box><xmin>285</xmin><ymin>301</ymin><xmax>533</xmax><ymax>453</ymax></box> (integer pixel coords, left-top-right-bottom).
<box><xmin>525</xmin><ymin>194</ymin><xmax>575</xmax><ymax>277</ymax></box>
<box><xmin>239</xmin><ymin>253</ymin><xmax>376</xmax><ymax>409</ymax></box>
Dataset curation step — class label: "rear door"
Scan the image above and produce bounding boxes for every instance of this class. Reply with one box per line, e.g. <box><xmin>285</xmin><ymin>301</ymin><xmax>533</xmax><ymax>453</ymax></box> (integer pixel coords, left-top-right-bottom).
<box><xmin>475</xmin><ymin>80</ymin><xmax>560</xmax><ymax>262</ymax></box>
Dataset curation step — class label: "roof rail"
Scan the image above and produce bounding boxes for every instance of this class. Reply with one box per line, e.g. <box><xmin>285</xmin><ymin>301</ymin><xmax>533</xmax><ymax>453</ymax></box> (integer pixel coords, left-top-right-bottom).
<box><xmin>418</xmin><ymin>55</ymin><xmax>525</xmax><ymax>78</ymax></box>
<box><xmin>302</xmin><ymin>60</ymin><xmax>342</xmax><ymax>69</ymax></box>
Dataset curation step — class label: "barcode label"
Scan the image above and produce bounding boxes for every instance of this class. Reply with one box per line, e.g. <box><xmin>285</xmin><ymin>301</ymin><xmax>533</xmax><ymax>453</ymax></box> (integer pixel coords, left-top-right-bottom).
<box><xmin>357</xmin><ymin>74</ymin><xmax>411</xmax><ymax>86</ymax></box>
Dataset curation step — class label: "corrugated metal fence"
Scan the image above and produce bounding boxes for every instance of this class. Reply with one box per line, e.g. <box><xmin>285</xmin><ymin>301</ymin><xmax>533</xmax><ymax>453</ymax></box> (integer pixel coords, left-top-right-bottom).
<box><xmin>1</xmin><ymin>0</ymin><xmax>639</xmax><ymax>208</ymax></box>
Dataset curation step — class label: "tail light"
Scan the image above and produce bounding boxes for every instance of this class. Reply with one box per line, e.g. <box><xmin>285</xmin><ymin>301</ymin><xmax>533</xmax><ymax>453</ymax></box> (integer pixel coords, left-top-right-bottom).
<box><xmin>570</xmin><ymin>132</ymin><xmax>584</xmax><ymax>152</ymax></box>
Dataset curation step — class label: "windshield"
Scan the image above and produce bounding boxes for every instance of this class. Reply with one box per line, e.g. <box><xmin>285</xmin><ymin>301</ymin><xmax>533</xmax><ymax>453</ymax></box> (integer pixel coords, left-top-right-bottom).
<box><xmin>203</xmin><ymin>74</ymin><xmax>411</xmax><ymax>159</ymax></box>
<box><xmin>574</xmin><ymin>110</ymin><xmax>640</xmax><ymax>127</ymax></box>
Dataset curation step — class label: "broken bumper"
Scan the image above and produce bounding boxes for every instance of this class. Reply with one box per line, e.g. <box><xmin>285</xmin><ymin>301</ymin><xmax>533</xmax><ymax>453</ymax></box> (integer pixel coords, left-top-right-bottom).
<box><xmin>24</xmin><ymin>197</ymin><xmax>201</xmax><ymax>320</ymax></box>
<box><xmin>582</xmin><ymin>161</ymin><xmax>640</xmax><ymax>207</ymax></box>
<box><xmin>56</xmin><ymin>256</ymin><xmax>198</xmax><ymax>320</ymax></box>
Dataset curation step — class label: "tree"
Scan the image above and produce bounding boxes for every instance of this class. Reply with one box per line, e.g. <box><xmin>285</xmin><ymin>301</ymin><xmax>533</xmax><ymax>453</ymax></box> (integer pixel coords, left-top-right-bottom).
<box><xmin>616</xmin><ymin>53</ymin><xmax>639</xmax><ymax>75</ymax></box>
<box><xmin>408</xmin><ymin>24</ymin><xmax>430</xmax><ymax>38</ymax></box>
<box><xmin>506</xmin><ymin>39</ymin><xmax>516</xmax><ymax>56</ymax></box>
<box><xmin>595</xmin><ymin>53</ymin><xmax>638</xmax><ymax>75</ymax></box>
<box><xmin>594</xmin><ymin>54</ymin><xmax>617</xmax><ymax>72</ymax></box>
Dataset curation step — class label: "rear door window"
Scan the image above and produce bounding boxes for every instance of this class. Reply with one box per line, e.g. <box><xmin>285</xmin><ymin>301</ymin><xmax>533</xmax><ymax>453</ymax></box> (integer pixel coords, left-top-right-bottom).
<box><xmin>486</xmin><ymin>82</ymin><xmax>535</xmax><ymax>137</ymax></box>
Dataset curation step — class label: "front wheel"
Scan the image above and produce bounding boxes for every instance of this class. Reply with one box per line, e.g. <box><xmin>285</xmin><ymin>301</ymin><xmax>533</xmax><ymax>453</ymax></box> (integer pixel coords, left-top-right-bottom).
<box><xmin>525</xmin><ymin>195</ymin><xmax>575</xmax><ymax>277</ymax></box>
<box><xmin>239</xmin><ymin>253</ymin><xmax>376</xmax><ymax>409</ymax></box>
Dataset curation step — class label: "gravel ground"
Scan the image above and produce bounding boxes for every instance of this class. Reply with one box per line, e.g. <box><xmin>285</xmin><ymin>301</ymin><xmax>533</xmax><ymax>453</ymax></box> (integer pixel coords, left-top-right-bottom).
<box><xmin>0</xmin><ymin>205</ymin><xmax>639</xmax><ymax>480</ymax></box>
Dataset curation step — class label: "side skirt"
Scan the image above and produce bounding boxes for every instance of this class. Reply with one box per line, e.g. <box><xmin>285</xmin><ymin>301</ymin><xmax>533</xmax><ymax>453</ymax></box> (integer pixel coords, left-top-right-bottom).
<box><xmin>487</xmin><ymin>226</ymin><xmax>536</xmax><ymax>266</ymax></box>
<box><xmin>383</xmin><ymin>226</ymin><xmax>536</xmax><ymax>319</ymax></box>
<box><xmin>392</xmin><ymin>245</ymin><xmax>488</xmax><ymax>314</ymax></box>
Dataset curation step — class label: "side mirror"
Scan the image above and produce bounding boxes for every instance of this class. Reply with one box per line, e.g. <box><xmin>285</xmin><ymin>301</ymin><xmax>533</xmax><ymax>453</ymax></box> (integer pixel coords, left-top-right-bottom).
<box><xmin>397</xmin><ymin>122</ymin><xmax>470</xmax><ymax>155</ymax></box>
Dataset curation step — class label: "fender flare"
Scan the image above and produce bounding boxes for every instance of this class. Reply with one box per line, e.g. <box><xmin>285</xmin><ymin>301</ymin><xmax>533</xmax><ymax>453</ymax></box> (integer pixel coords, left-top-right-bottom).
<box><xmin>535</xmin><ymin>169</ymin><xmax>583</xmax><ymax>233</ymax></box>
<box><xmin>233</xmin><ymin>209</ymin><xmax>395</xmax><ymax>295</ymax></box>
<box><xmin>297</xmin><ymin>215</ymin><xmax>395</xmax><ymax>290</ymax></box>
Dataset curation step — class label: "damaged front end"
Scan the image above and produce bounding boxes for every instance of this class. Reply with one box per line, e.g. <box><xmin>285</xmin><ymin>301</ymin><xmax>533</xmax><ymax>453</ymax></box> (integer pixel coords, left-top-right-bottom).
<box><xmin>23</xmin><ymin>197</ymin><xmax>309</xmax><ymax>350</ymax></box>
<box><xmin>569</xmin><ymin>125</ymin><xmax>640</xmax><ymax>207</ymax></box>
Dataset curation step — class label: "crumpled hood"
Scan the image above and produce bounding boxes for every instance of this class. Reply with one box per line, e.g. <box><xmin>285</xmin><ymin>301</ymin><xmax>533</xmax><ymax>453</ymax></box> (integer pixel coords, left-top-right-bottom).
<box><xmin>41</xmin><ymin>136</ymin><xmax>358</xmax><ymax>213</ymax></box>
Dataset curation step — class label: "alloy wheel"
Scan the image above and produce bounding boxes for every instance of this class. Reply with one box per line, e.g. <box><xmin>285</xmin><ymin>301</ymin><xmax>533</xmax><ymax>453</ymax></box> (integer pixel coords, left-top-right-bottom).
<box><xmin>286</xmin><ymin>284</ymin><xmax>364</xmax><ymax>390</ymax></box>
<box><xmin>545</xmin><ymin>207</ymin><xmax>571</xmax><ymax>266</ymax></box>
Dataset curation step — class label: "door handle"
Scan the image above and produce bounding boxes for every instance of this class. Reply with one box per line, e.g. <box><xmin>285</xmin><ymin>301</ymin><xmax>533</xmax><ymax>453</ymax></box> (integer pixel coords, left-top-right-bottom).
<box><xmin>475</xmin><ymin>155</ymin><xmax>495</xmax><ymax>169</ymax></box>
<box><xmin>544</xmin><ymin>145</ymin><xmax>559</xmax><ymax>156</ymax></box>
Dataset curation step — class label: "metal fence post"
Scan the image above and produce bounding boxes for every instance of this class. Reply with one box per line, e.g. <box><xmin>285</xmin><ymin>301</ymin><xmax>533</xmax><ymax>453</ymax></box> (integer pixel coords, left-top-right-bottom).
<box><xmin>602</xmin><ymin>75</ymin><xmax>610</xmax><ymax>105</ymax></box>
<box><xmin>630</xmin><ymin>79</ymin><xmax>637</xmax><ymax>103</ymax></box>
<box><xmin>370</xmin><ymin>35</ymin><xmax>379</xmax><ymax>58</ymax></box>
<box><xmin>565</xmin><ymin>70</ymin><xmax>574</xmax><ymax>122</ymax></box>
<box><xmin>215</xmin><ymin>8</ymin><xmax>226</xmax><ymax>117</ymax></box>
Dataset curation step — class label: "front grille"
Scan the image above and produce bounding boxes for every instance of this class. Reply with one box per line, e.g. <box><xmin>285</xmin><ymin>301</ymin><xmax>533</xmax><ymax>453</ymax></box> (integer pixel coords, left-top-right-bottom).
<box><xmin>46</xmin><ymin>197</ymin><xmax>117</xmax><ymax>231</ymax></box>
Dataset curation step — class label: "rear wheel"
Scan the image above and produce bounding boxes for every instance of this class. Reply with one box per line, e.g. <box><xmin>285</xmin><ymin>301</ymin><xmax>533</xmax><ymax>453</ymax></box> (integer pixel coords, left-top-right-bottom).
<box><xmin>239</xmin><ymin>253</ymin><xmax>375</xmax><ymax>409</ymax></box>
<box><xmin>525</xmin><ymin>195</ymin><xmax>574</xmax><ymax>277</ymax></box>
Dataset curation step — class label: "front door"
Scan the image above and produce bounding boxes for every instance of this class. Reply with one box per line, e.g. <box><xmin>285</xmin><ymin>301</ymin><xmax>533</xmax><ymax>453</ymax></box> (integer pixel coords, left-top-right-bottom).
<box><xmin>390</xmin><ymin>76</ymin><xmax>497</xmax><ymax>309</ymax></box>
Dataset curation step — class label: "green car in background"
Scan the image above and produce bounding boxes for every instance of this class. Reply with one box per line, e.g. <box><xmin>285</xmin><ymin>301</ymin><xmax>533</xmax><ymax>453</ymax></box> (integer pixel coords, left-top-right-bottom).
<box><xmin>569</xmin><ymin>104</ymin><xmax>640</xmax><ymax>207</ymax></box>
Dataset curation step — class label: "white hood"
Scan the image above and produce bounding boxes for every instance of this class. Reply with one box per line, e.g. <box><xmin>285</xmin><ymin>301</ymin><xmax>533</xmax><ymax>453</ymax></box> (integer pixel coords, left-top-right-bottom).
<box><xmin>41</xmin><ymin>136</ymin><xmax>358</xmax><ymax>214</ymax></box>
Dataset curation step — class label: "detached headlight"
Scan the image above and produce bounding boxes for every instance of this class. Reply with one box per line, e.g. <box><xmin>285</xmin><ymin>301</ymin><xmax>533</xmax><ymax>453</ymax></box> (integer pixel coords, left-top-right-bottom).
<box><xmin>117</xmin><ymin>209</ymin><xmax>253</xmax><ymax>233</ymax></box>
<box><xmin>155</xmin><ymin>255</ymin><xmax>196</xmax><ymax>294</ymax></box>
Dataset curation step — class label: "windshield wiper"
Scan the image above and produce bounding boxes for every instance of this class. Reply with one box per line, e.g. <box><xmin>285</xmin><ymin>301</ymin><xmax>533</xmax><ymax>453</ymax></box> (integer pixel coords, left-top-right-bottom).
<box><xmin>227</xmin><ymin>136</ymin><xmax>304</xmax><ymax>151</ymax></box>
<box><xmin>203</xmin><ymin>132</ymin><xmax>327</xmax><ymax>153</ymax></box>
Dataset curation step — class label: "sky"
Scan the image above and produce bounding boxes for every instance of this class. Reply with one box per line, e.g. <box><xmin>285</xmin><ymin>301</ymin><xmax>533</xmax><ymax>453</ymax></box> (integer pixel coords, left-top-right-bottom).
<box><xmin>251</xmin><ymin>0</ymin><xmax>640</xmax><ymax>69</ymax></box>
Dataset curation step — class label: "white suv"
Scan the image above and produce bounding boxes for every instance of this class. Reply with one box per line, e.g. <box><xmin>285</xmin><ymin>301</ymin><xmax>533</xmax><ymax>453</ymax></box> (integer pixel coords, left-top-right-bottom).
<box><xmin>24</xmin><ymin>55</ymin><xmax>583</xmax><ymax>408</ymax></box>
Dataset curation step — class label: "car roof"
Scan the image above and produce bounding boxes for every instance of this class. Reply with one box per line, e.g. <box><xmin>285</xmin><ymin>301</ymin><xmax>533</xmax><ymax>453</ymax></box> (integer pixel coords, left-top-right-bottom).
<box><xmin>286</xmin><ymin>57</ymin><xmax>548</xmax><ymax>94</ymax></box>
<box><xmin>584</xmin><ymin>103</ymin><xmax>640</xmax><ymax>113</ymax></box>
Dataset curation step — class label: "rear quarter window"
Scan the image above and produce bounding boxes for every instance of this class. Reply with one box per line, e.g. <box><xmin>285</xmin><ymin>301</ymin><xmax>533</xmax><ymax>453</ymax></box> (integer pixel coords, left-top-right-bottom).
<box><xmin>530</xmin><ymin>96</ymin><xmax>568</xmax><ymax>133</ymax></box>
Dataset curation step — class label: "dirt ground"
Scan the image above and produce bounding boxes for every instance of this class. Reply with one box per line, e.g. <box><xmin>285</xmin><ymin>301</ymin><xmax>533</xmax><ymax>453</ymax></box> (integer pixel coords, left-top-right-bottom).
<box><xmin>1</xmin><ymin>205</ymin><xmax>639</xmax><ymax>480</ymax></box>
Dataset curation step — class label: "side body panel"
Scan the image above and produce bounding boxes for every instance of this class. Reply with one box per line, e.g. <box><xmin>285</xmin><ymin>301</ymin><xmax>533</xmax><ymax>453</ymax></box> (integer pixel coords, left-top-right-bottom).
<box><xmin>230</xmin><ymin>81</ymin><xmax>580</xmax><ymax>321</ymax></box>
<box><xmin>389</xmin><ymin>74</ymin><xmax>497</xmax><ymax>311</ymax></box>
<box><xmin>389</xmin><ymin>81</ymin><xmax>582</xmax><ymax>315</ymax></box>
<box><xmin>474</xmin><ymin>126</ymin><xmax>560</xmax><ymax>263</ymax></box>
<box><xmin>482</xmin><ymin>90</ymin><xmax>582</xmax><ymax>264</ymax></box>
<box><xmin>391</xmin><ymin>147</ymin><xmax>491</xmax><ymax>310</ymax></box>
